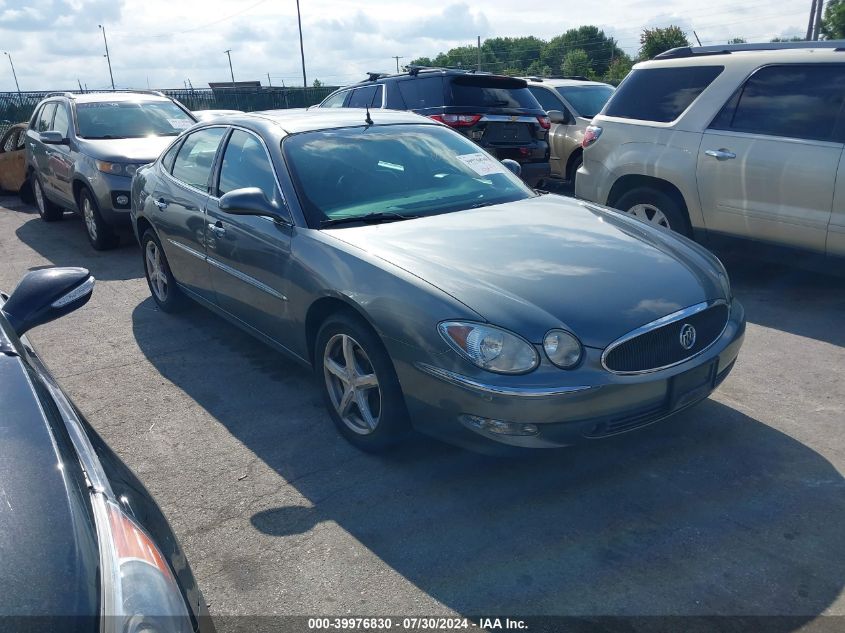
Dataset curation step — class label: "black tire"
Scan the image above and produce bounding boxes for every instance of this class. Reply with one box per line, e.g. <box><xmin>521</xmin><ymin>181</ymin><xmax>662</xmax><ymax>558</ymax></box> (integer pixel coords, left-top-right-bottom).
<box><xmin>78</xmin><ymin>187</ymin><xmax>119</xmax><ymax>250</ymax></box>
<box><xmin>613</xmin><ymin>186</ymin><xmax>692</xmax><ymax>237</ymax></box>
<box><xmin>141</xmin><ymin>229</ymin><xmax>186</xmax><ymax>313</ymax></box>
<box><xmin>567</xmin><ymin>153</ymin><xmax>583</xmax><ymax>184</ymax></box>
<box><xmin>31</xmin><ymin>174</ymin><xmax>63</xmax><ymax>222</ymax></box>
<box><xmin>315</xmin><ymin>312</ymin><xmax>410</xmax><ymax>452</ymax></box>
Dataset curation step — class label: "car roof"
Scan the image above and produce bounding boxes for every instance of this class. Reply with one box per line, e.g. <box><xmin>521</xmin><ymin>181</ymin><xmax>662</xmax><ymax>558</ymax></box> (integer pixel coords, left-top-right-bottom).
<box><xmin>522</xmin><ymin>77</ymin><xmax>612</xmax><ymax>88</ymax></box>
<box><xmin>232</xmin><ymin>107</ymin><xmax>437</xmax><ymax>134</ymax></box>
<box><xmin>70</xmin><ymin>91</ymin><xmax>171</xmax><ymax>104</ymax></box>
<box><xmin>635</xmin><ymin>46</ymin><xmax>845</xmax><ymax>71</ymax></box>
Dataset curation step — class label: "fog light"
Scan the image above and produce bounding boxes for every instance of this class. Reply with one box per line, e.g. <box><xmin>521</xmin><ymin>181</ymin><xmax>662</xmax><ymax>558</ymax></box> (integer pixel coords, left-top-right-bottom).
<box><xmin>116</xmin><ymin>194</ymin><xmax>129</xmax><ymax>206</ymax></box>
<box><xmin>459</xmin><ymin>414</ymin><xmax>539</xmax><ymax>436</ymax></box>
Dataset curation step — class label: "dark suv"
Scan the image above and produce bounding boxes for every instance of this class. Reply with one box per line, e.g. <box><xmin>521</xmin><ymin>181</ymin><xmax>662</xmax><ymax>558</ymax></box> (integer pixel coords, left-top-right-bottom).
<box><xmin>318</xmin><ymin>68</ymin><xmax>551</xmax><ymax>187</ymax></box>
<box><xmin>26</xmin><ymin>91</ymin><xmax>196</xmax><ymax>250</ymax></box>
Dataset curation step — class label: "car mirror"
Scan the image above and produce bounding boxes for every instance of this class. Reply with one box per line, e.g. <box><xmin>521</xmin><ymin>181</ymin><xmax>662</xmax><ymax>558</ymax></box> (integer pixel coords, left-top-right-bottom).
<box><xmin>501</xmin><ymin>159</ymin><xmax>522</xmax><ymax>177</ymax></box>
<box><xmin>219</xmin><ymin>187</ymin><xmax>290</xmax><ymax>223</ymax></box>
<box><xmin>39</xmin><ymin>131</ymin><xmax>68</xmax><ymax>145</ymax></box>
<box><xmin>1</xmin><ymin>268</ymin><xmax>94</xmax><ymax>336</ymax></box>
<box><xmin>547</xmin><ymin>110</ymin><xmax>565</xmax><ymax>124</ymax></box>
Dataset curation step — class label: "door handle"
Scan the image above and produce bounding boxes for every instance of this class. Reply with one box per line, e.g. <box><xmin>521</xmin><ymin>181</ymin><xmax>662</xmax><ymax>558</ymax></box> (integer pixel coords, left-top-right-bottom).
<box><xmin>208</xmin><ymin>221</ymin><xmax>226</xmax><ymax>238</ymax></box>
<box><xmin>152</xmin><ymin>197</ymin><xmax>169</xmax><ymax>209</ymax></box>
<box><xmin>704</xmin><ymin>148</ymin><xmax>736</xmax><ymax>161</ymax></box>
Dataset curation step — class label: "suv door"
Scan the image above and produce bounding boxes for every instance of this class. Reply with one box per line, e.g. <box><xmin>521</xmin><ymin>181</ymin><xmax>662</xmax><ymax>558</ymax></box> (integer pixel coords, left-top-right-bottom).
<box><xmin>697</xmin><ymin>64</ymin><xmax>845</xmax><ymax>253</ymax></box>
<box><xmin>153</xmin><ymin>126</ymin><xmax>227</xmax><ymax>300</ymax></box>
<box><xmin>204</xmin><ymin>128</ymin><xmax>297</xmax><ymax>352</ymax></box>
<box><xmin>28</xmin><ymin>102</ymin><xmax>57</xmax><ymax>194</ymax></box>
<box><xmin>528</xmin><ymin>85</ymin><xmax>574</xmax><ymax>178</ymax></box>
<box><xmin>44</xmin><ymin>101</ymin><xmax>74</xmax><ymax>205</ymax></box>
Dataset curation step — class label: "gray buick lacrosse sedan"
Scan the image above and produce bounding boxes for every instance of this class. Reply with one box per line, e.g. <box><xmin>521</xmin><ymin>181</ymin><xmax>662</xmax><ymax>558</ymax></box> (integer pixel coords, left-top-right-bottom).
<box><xmin>131</xmin><ymin>108</ymin><xmax>745</xmax><ymax>452</ymax></box>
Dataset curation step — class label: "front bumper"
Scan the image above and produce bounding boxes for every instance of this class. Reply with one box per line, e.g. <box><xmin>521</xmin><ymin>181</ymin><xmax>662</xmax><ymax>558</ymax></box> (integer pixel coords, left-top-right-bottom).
<box><xmin>83</xmin><ymin>171</ymin><xmax>135</xmax><ymax>227</ymax></box>
<box><xmin>392</xmin><ymin>299</ymin><xmax>746</xmax><ymax>452</ymax></box>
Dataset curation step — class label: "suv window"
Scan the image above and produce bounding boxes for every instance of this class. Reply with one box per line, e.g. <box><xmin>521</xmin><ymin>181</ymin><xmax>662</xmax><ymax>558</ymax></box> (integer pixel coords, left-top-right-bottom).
<box><xmin>37</xmin><ymin>103</ymin><xmax>57</xmax><ymax>132</ymax></box>
<box><xmin>710</xmin><ymin>64</ymin><xmax>845</xmax><ymax>143</ymax></box>
<box><xmin>385</xmin><ymin>84</ymin><xmax>405</xmax><ymax>109</ymax></box>
<box><xmin>556</xmin><ymin>85</ymin><xmax>615</xmax><ymax>118</ymax></box>
<box><xmin>528</xmin><ymin>86</ymin><xmax>566</xmax><ymax>113</ymax></box>
<box><xmin>605</xmin><ymin>66</ymin><xmax>723</xmax><ymax>123</ymax></box>
<box><xmin>171</xmin><ymin>127</ymin><xmax>226</xmax><ymax>191</ymax></box>
<box><xmin>347</xmin><ymin>86</ymin><xmax>378</xmax><ymax>108</ymax></box>
<box><xmin>218</xmin><ymin>129</ymin><xmax>279</xmax><ymax>202</ymax></box>
<box><xmin>52</xmin><ymin>104</ymin><xmax>70</xmax><ymax>137</ymax></box>
<box><xmin>397</xmin><ymin>77</ymin><xmax>444</xmax><ymax>109</ymax></box>
<box><xmin>321</xmin><ymin>90</ymin><xmax>348</xmax><ymax>108</ymax></box>
<box><xmin>447</xmin><ymin>75</ymin><xmax>539</xmax><ymax>109</ymax></box>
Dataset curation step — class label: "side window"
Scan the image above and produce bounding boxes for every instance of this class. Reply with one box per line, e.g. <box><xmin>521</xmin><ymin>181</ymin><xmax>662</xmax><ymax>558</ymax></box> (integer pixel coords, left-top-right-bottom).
<box><xmin>528</xmin><ymin>86</ymin><xmax>566</xmax><ymax>113</ymax></box>
<box><xmin>347</xmin><ymin>86</ymin><xmax>377</xmax><ymax>108</ymax></box>
<box><xmin>171</xmin><ymin>127</ymin><xmax>227</xmax><ymax>190</ymax></box>
<box><xmin>321</xmin><ymin>90</ymin><xmax>349</xmax><ymax>108</ymax></box>
<box><xmin>160</xmin><ymin>140</ymin><xmax>182</xmax><ymax>173</ymax></box>
<box><xmin>51</xmin><ymin>104</ymin><xmax>70</xmax><ymax>137</ymax></box>
<box><xmin>710</xmin><ymin>64</ymin><xmax>845</xmax><ymax>143</ymax></box>
<box><xmin>372</xmin><ymin>84</ymin><xmax>384</xmax><ymax>108</ymax></box>
<box><xmin>37</xmin><ymin>103</ymin><xmax>57</xmax><ymax>133</ymax></box>
<box><xmin>604</xmin><ymin>66</ymin><xmax>723</xmax><ymax>123</ymax></box>
<box><xmin>217</xmin><ymin>129</ymin><xmax>279</xmax><ymax>203</ymax></box>
<box><xmin>385</xmin><ymin>83</ymin><xmax>405</xmax><ymax>109</ymax></box>
<box><xmin>397</xmin><ymin>77</ymin><xmax>444</xmax><ymax>109</ymax></box>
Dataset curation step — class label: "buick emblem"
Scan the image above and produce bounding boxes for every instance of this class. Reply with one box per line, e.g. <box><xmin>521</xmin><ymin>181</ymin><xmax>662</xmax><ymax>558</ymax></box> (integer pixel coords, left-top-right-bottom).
<box><xmin>679</xmin><ymin>323</ymin><xmax>697</xmax><ymax>350</ymax></box>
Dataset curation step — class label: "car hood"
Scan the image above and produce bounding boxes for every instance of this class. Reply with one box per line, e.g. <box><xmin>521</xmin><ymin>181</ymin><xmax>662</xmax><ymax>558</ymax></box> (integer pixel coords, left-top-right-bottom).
<box><xmin>77</xmin><ymin>136</ymin><xmax>174</xmax><ymax>163</ymax></box>
<box><xmin>326</xmin><ymin>195</ymin><xmax>725</xmax><ymax>348</ymax></box>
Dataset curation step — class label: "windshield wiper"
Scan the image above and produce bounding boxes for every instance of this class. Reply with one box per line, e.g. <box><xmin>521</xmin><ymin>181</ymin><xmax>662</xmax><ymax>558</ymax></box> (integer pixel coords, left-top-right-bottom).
<box><xmin>319</xmin><ymin>211</ymin><xmax>420</xmax><ymax>228</ymax></box>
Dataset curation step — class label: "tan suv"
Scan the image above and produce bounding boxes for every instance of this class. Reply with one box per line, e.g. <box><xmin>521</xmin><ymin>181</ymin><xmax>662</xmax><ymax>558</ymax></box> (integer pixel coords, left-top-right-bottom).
<box><xmin>576</xmin><ymin>41</ymin><xmax>845</xmax><ymax>267</ymax></box>
<box><xmin>523</xmin><ymin>77</ymin><xmax>614</xmax><ymax>184</ymax></box>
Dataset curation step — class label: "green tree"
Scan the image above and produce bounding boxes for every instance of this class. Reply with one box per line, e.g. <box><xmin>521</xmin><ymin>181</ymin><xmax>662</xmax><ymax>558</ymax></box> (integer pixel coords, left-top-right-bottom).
<box><xmin>821</xmin><ymin>0</ymin><xmax>845</xmax><ymax>39</ymax></box>
<box><xmin>728</xmin><ymin>37</ymin><xmax>747</xmax><ymax>44</ymax></box>
<box><xmin>639</xmin><ymin>26</ymin><xmax>689</xmax><ymax>60</ymax></box>
<box><xmin>482</xmin><ymin>36</ymin><xmax>544</xmax><ymax>73</ymax></box>
<box><xmin>603</xmin><ymin>55</ymin><xmax>634</xmax><ymax>85</ymax></box>
<box><xmin>312</xmin><ymin>79</ymin><xmax>323</xmax><ymax>87</ymax></box>
<box><xmin>770</xmin><ymin>36</ymin><xmax>804</xmax><ymax>42</ymax></box>
<box><xmin>561</xmin><ymin>49</ymin><xmax>593</xmax><ymax>77</ymax></box>
<box><xmin>542</xmin><ymin>26</ymin><xmax>623</xmax><ymax>78</ymax></box>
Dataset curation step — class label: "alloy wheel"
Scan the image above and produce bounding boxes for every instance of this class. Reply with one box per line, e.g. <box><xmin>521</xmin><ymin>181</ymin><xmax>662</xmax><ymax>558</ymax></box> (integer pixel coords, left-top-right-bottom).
<box><xmin>145</xmin><ymin>240</ymin><xmax>168</xmax><ymax>302</ymax></box>
<box><xmin>34</xmin><ymin>179</ymin><xmax>46</xmax><ymax>216</ymax></box>
<box><xmin>323</xmin><ymin>333</ymin><xmax>382</xmax><ymax>435</ymax></box>
<box><xmin>83</xmin><ymin>196</ymin><xmax>98</xmax><ymax>240</ymax></box>
<box><xmin>627</xmin><ymin>203</ymin><xmax>671</xmax><ymax>229</ymax></box>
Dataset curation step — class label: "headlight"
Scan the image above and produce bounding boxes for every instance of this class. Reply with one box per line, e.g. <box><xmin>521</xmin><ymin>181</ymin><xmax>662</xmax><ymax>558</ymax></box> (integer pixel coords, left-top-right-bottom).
<box><xmin>438</xmin><ymin>321</ymin><xmax>539</xmax><ymax>374</ymax></box>
<box><xmin>543</xmin><ymin>329</ymin><xmax>583</xmax><ymax>368</ymax></box>
<box><xmin>124</xmin><ymin>163</ymin><xmax>141</xmax><ymax>177</ymax></box>
<box><xmin>95</xmin><ymin>160</ymin><xmax>125</xmax><ymax>175</ymax></box>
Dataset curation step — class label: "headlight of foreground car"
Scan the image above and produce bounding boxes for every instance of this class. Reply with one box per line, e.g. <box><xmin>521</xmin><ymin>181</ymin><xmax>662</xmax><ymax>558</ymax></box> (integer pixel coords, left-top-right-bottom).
<box><xmin>543</xmin><ymin>329</ymin><xmax>583</xmax><ymax>369</ymax></box>
<box><xmin>95</xmin><ymin>160</ymin><xmax>141</xmax><ymax>176</ymax></box>
<box><xmin>439</xmin><ymin>321</ymin><xmax>539</xmax><ymax>374</ymax></box>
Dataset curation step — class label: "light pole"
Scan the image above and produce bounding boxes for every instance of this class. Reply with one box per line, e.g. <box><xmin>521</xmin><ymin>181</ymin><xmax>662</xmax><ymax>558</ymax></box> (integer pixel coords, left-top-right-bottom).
<box><xmin>3</xmin><ymin>51</ymin><xmax>22</xmax><ymax>105</ymax></box>
<box><xmin>296</xmin><ymin>0</ymin><xmax>307</xmax><ymax>88</ymax></box>
<box><xmin>224</xmin><ymin>49</ymin><xmax>236</xmax><ymax>86</ymax></box>
<box><xmin>98</xmin><ymin>24</ymin><xmax>115</xmax><ymax>89</ymax></box>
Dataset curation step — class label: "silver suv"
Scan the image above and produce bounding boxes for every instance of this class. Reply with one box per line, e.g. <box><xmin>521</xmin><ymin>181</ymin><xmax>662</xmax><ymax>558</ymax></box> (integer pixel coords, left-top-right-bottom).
<box><xmin>576</xmin><ymin>41</ymin><xmax>845</xmax><ymax>268</ymax></box>
<box><xmin>26</xmin><ymin>91</ymin><xmax>196</xmax><ymax>250</ymax></box>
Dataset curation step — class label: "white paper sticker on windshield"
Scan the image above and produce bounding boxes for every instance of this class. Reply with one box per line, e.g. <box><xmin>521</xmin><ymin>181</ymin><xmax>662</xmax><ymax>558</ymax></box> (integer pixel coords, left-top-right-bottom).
<box><xmin>457</xmin><ymin>152</ymin><xmax>506</xmax><ymax>176</ymax></box>
<box><xmin>377</xmin><ymin>160</ymin><xmax>404</xmax><ymax>172</ymax></box>
<box><xmin>168</xmin><ymin>119</ymin><xmax>193</xmax><ymax>129</ymax></box>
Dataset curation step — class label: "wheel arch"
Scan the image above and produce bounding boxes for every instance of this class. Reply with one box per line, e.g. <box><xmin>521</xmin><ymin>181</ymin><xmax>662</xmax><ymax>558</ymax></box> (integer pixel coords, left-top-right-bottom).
<box><xmin>565</xmin><ymin>147</ymin><xmax>583</xmax><ymax>182</ymax></box>
<box><xmin>305</xmin><ymin>295</ymin><xmax>383</xmax><ymax>367</ymax></box>
<box><xmin>607</xmin><ymin>174</ymin><xmax>689</xmax><ymax>215</ymax></box>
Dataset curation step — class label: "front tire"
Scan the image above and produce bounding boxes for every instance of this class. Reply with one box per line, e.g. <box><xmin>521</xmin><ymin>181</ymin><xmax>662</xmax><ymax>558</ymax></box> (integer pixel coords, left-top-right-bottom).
<box><xmin>79</xmin><ymin>187</ymin><xmax>119</xmax><ymax>250</ymax></box>
<box><xmin>32</xmin><ymin>175</ymin><xmax>63</xmax><ymax>222</ymax></box>
<box><xmin>142</xmin><ymin>229</ymin><xmax>186</xmax><ymax>312</ymax></box>
<box><xmin>316</xmin><ymin>313</ymin><xmax>410</xmax><ymax>452</ymax></box>
<box><xmin>614</xmin><ymin>186</ymin><xmax>691</xmax><ymax>237</ymax></box>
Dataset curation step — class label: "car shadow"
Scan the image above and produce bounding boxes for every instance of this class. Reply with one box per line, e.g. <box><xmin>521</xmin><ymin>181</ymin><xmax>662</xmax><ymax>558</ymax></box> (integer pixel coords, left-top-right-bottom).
<box><xmin>13</xmin><ymin>205</ymin><xmax>142</xmax><ymax>282</ymax></box>
<box><xmin>719</xmin><ymin>253</ymin><xmax>845</xmax><ymax>348</ymax></box>
<box><xmin>132</xmin><ymin>298</ymin><xmax>844</xmax><ymax>622</ymax></box>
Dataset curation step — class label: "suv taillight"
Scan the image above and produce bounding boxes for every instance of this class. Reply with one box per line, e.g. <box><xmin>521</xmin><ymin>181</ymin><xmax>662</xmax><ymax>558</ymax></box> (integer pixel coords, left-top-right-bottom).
<box><xmin>582</xmin><ymin>125</ymin><xmax>602</xmax><ymax>149</ymax></box>
<box><xmin>429</xmin><ymin>114</ymin><xmax>483</xmax><ymax>127</ymax></box>
<box><xmin>536</xmin><ymin>115</ymin><xmax>551</xmax><ymax>130</ymax></box>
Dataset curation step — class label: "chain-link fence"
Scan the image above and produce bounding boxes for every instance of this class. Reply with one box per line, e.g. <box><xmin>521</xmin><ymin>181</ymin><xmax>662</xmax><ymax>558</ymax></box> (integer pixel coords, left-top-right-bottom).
<box><xmin>0</xmin><ymin>86</ymin><xmax>339</xmax><ymax>136</ymax></box>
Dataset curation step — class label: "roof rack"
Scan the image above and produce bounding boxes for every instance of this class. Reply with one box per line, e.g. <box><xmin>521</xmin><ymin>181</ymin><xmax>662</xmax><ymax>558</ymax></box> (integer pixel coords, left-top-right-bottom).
<box><xmin>405</xmin><ymin>64</ymin><xmax>479</xmax><ymax>76</ymax></box>
<box><xmin>365</xmin><ymin>72</ymin><xmax>390</xmax><ymax>82</ymax></box>
<box><xmin>655</xmin><ymin>39</ymin><xmax>845</xmax><ymax>59</ymax></box>
<box><xmin>42</xmin><ymin>89</ymin><xmax>168</xmax><ymax>99</ymax></box>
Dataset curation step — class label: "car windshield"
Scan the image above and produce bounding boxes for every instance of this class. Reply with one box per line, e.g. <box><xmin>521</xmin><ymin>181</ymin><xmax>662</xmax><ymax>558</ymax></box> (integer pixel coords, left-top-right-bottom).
<box><xmin>75</xmin><ymin>101</ymin><xmax>195</xmax><ymax>139</ymax></box>
<box><xmin>556</xmin><ymin>85</ymin><xmax>615</xmax><ymax>118</ymax></box>
<box><xmin>282</xmin><ymin>124</ymin><xmax>535</xmax><ymax>228</ymax></box>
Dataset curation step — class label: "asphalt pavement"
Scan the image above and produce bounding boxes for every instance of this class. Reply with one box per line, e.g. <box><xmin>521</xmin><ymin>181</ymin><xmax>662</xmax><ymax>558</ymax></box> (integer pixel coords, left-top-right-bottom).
<box><xmin>1</xmin><ymin>194</ymin><xmax>843</xmax><ymax>625</ymax></box>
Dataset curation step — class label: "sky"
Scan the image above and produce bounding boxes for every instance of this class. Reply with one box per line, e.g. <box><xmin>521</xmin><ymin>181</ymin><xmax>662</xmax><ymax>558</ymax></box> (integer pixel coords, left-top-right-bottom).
<box><xmin>0</xmin><ymin>0</ymin><xmax>813</xmax><ymax>92</ymax></box>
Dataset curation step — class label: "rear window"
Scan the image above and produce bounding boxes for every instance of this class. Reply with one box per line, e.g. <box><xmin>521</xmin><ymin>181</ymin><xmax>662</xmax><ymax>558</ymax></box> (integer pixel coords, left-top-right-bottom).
<box><xmin>604</xmin><ymin>66</ymin><xmax>723</xmax><ymax>123</ymax></box>
<box><xmin>556</xmin><ymin>85</ymin><xmax>615</xmax><ymax>118</ymax></box>
<box><xmin>396</xmin><ymin>77</ymin><xmax>445</xmax><ymax>109</ymax></box>
<box><xmin>447</xmin><ymin>75</ymin><xmax>539</xmax><ymax>109</ymax></box>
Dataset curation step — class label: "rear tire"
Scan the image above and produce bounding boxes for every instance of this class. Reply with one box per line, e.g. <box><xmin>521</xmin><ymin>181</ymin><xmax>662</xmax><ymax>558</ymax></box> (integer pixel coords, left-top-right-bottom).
<box><xmin>32</xmin><ymin>175</ymin><xmax>63</xmax><ymax>222</ymax></box>
<box><xmin>568</xmin><ymin>153</ymin><xmax>583</xmax><ymax>185</ymax></box>
<box><xmin>613</xmin><ymin>186</ymin><xmax>691</xmax><ymax>237</ymax></box>
<box><xmin>79</xmin><ymin>187</ymin><xmax>119</xmax><ymax>250</ymax></box>
<box><xmin>142</xmin><ymin>229</ymin><xmax>186</xmax><ymax>313</ymax></box>
<box><xmin>315</xmin><ymin>312</ymin><xmax>410</xmax><ymax>452</ymax></box>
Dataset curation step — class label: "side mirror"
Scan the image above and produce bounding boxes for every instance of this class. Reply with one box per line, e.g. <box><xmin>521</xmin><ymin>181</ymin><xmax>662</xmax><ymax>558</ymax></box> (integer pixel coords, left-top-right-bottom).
<box><xmin>219</xmin><ymin>187</ymin><xmax>290</xmax><ymax>223</ymax></box>
<box><xmin>39</xmin><ymin>131</ymin><xmax>67</xmax><ymax>145</ymax></box>
<box><xmin>501</xmin><ymin>159</ymin><xmax>522</xmax><ymax>177</ymax></box>
<box><xmin>1</xmin><ymin>268</ymin><xmax>94</xmax><ymax>336</ymax></box>
<box><xmin>547</xmin><ymin>110</ymin><xmax>565</xmax><ymax>124</ymax></box>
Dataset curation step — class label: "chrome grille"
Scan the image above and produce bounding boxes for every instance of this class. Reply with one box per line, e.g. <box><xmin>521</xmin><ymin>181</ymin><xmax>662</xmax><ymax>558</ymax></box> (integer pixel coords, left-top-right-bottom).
<box><xmin>603</xmin><ymin>302</ymin><xmax>729</xmax><ymax>374</ymax></box>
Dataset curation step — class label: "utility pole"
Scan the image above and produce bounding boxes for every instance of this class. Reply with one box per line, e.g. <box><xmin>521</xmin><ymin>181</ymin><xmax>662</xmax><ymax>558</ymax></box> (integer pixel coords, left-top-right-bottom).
<box><xmin>2</xmin><ymin>51</ymin><xmax>22</xmax><ymax>105</ymax></box>
<box><xmin>98</xmin><ymin>25</ymin><xmax>115</xmax><ymax>89</ymax></box>
<box><xmin>807</xmin><ymin>0</ymin><xmax>818</xmax><ymax>39</ymax></box>
<box><xmin>392</xmin><ymin>56</ymin><xmax>403</xmax><ymax>72</ymax></box>
<box><xmin>77</xmin><ymin>78</ymin><xmax>83</xmax><ymax>92</ymax></box>
<box><xmin>267</xmin><ymin>72</ymin><xmax>272</xmax><ymax>87</ymax></box>
<box><xmin>693</xmin><ymin>31</ymin><xmax>703</xmax><ymax>46</ymax></box>
<box><xmin>224</xmin><ymin>49</ymin><xmax>236</xmax><ymax>85</ymax></box>
<box><xmin>812</xmin><ymin>0</ymin><xmax>824</xmax><ymax>39</ymax></box>
<box><xmin>296</xmin><ymin>0</ymin><xmax>307</xmax><ymax>87</ymax></box>
<box><xmin>477</xmin><ymin>36</ymin><xmax>481</xmax><ymax>71</ymax></box>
